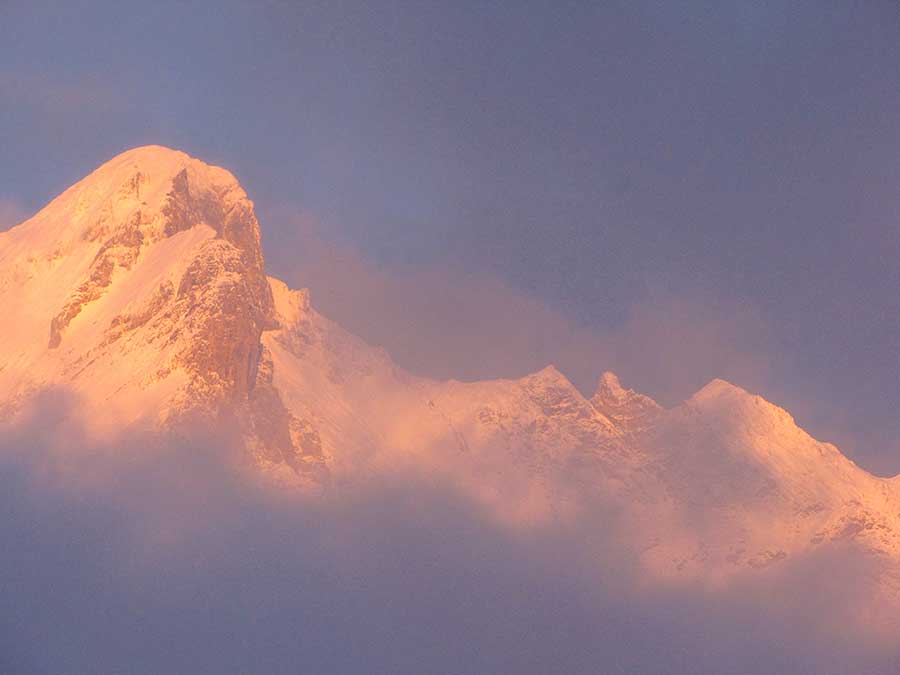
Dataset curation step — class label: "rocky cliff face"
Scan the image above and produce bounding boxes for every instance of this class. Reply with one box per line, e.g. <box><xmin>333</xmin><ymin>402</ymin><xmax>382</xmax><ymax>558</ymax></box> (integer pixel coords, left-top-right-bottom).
<box><xmin>0</xmin><ymin>146</ymin><xmax>316</xmax><ymax>478</ymax></box>
<box><xmin>591</xmin><ymin>371</ymin><xmax>661</xmax><ymax>432</ymax></box>
<box><xmin>44</xmin><ymin>149</ymin><xmax>275</xmax><ymax>399</ymax></box>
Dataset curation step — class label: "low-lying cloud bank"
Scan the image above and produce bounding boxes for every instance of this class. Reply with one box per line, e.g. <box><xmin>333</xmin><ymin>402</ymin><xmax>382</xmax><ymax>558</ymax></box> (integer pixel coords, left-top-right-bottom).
<box><xmin>1</xmin><ymin>394</ymin><xmax>897</xmax><ymax>674</ymax></box>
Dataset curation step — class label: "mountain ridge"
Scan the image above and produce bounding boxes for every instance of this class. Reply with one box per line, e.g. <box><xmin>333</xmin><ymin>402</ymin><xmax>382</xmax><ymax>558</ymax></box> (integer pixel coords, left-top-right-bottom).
<box><xmin>3</xmin><ymin>146</ymin><xmax>900</xmax><ymax>627</ymax></box>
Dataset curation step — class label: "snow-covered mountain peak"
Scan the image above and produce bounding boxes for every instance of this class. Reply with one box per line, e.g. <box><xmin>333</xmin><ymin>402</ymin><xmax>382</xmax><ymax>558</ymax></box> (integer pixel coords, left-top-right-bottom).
<box><xmin>517</xmin><ymin>365</ymin><xmax>605</xmax><ymax>415</ymax></box>
<box><xmin>591</xmin><ymin>371</ymin><xmax>661</xmax><ymax>431</ymax></box>
<box><xmin>595</xmin><ymin>370</ymin><xmax>626</xmax><ymax>397</ymax></box>
<box><xmin>2</xmin><ymin>145</ymin><xmax>272</xmax><ymax>347</ymax></box>
<box><xmin>2</xmin><ymin>145</ymin><xmax>248</xmax><ymax>254</ymax></box>
<box><xmin>523</xmin><ymin>364</ymin><xmax>570</xmax><ymax>386</ymax></box>
<box><xmin>269</xmin><ymin>276</ymin><xmax>311</xmax><ymax>327</ymax></box>
<box><xmin>690</xmin><ymin>377</ymin><xmax>749</xmax><ymax>400</ymax></box>
<box><xmin>75</xmin><ymin>144</ymin><xmax>245</xmax><ymax>205</ymax></box>
<box><xmin>685</xmin><ymin>378</ymin><xmax>800</xmax><ymax>434</ymax></box>
<box><xmin>0</xmin><ymin>146</ymin><xmax>276</xmax><ymax>440</ymax></box>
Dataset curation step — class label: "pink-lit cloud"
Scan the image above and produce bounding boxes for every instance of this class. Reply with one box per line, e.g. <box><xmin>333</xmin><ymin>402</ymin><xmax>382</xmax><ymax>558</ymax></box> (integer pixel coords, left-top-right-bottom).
<box><xmin>267</xmin><ymin>210</ymin><xmax>780</xmax><ymax>406</ymax></box>
<box><xmin>0</xmin><ymin>390</ymin><xmax>897</xmax><ymax>674</ymax></box>
<box><xmin>0</xmin><ymin>71</ymin><xmax>128</xmax><ymax>117</ymax></box>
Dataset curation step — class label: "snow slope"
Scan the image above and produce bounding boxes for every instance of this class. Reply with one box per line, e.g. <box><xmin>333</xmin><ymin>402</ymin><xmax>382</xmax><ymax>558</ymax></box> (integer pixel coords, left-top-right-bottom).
<box><xmin>0</xmin><ymin>146</ymin><xmax>305</xmax><ymax>475</ymax></box>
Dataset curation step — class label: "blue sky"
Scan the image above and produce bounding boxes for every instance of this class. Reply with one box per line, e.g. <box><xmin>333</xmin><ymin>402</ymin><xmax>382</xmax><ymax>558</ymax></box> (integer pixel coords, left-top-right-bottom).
<box><xmin>3</xmin><ymin>0</ymin><xmax>900</xmax><ymax>473</ymax></box>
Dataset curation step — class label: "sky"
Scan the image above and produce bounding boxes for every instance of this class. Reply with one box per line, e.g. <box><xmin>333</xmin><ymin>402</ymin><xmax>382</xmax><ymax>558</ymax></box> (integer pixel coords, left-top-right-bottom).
<box><xmin>4</xmin><ymin>4</ymin><xmax>900</xmax><ymax>672</ymax></box>
<box><xmin>3</xmin><ymin>0</ymin><xmax>900</xmax><ymax>476</ymax></box>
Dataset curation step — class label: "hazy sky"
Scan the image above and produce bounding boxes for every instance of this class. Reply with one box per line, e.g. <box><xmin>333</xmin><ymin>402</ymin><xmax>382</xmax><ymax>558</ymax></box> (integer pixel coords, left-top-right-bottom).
<box><xmin>3</xmin><ymin>1</ymin><xmax>900</xmax><ymax>473</ymax></box>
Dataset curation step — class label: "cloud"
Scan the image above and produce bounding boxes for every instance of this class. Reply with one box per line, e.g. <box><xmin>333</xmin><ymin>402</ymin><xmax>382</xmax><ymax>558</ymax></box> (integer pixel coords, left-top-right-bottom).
<box><xmin>1</xmin><ymin>390</ymin><xmax>898</xmax><ymax>674</ymax></box>
<box><xmin>0</xmin><ymin>197</ymin><xmax>28</xmax><ymax>231</ymax></box>
<box><xmin>265</xmin><ymin>210</ymin><xmax>779</xmax><ymax>406</ymax></box>
<box><xmin>0</xmin><ymin>210</ymin><xmax>891</xmax><ymax>673</ymax></box>
<box><xmin>0</xmin><ymin>71</ymin><xmax>128</xmax><ymax>118</ymax></box>
<box><xmin>0</xmin><ymin>71</ymin><xmax>136</xmax><ymax>167</ymax></box>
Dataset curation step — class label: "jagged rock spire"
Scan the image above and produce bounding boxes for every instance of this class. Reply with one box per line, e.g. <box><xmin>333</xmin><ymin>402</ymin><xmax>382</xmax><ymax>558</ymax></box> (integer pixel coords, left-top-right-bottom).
<box><xmin>591</xmin><ymin>371</ymin><xmax>661</xmax><ymax>431</ymax></box>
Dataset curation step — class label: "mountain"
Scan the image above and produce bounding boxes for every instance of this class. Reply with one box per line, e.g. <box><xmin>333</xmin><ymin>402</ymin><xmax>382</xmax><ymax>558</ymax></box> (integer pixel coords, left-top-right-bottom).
<box><xmin>0</xmin><ymin>146</ymin><xmax>323</xmax><ymax>478</ymax></box>
<box><xmin>2</xmin><ymin>146</ymin><xmax>899</xmax><ymax>629</ymax></box>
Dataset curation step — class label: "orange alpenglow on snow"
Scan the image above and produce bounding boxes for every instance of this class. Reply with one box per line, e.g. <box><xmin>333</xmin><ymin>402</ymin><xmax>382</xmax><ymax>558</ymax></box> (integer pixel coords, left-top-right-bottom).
<box><xmin>2</xmin><ymin>147</ymin><xmax>900</xmax><ymax>640</ymax></box>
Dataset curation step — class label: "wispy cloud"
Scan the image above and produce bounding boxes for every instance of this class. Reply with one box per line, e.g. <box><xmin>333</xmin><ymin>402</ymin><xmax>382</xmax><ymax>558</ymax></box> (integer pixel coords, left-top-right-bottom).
<box><xmin>0</xmin><ymin>71</ymin><xmax>128</xmax><ymax>116</ymax></box>
<box><xmin>266</xmin><ymin>210</ymin><xmax>779</xmax><ymax>405</ymax></box>
<box><xmin>0</xmin><ymin>196</ymin><xmax>28</xmax><ymax>231</ymax></box>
